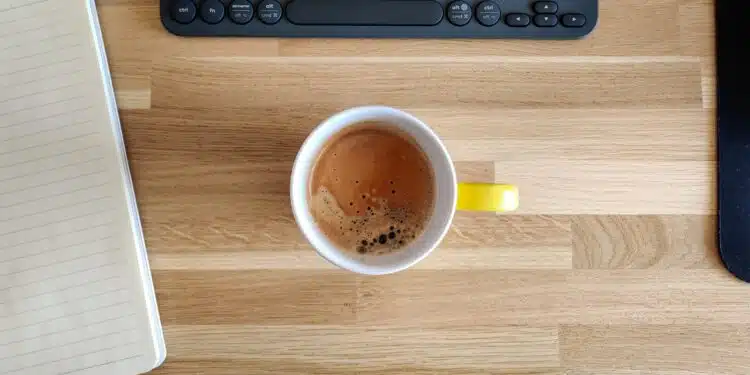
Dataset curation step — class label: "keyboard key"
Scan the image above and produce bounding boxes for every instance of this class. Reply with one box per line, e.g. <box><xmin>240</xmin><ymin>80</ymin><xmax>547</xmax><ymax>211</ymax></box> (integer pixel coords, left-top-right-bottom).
<box><xmin>200</xmin><ymin>0</ymin><xmax>225</xmax><ymax>24</ymax></box>
<box><xmin>505</xmin><ymin>13</ymin><xmax>530</xmax><ymax>27</ymax></box>
<box><xmin>533</xmin><ymin>1</ymin><xmax>558</xmax><ymax>14</ymax></box>
<box><xmin>171</xmin><ymin>0</ymin><xmax>196</xmax><ymax>24</ymax></box>
<box><xmin>561</xmin><ymin>13</ymin><xmax>586</xmax><ymax>27</ymax></box>
<box><xmin>447</xmin><ymin>0</ymin><xmax>472</xmax><ymax>26</ymax></box>
<box><xmin>476</xmin><ymin>1</ymin><xmax>501</xmax><ymax>26</ymax></box>
<box><xmin>533</xmin><ymin>14</ymin><xmax>557</xmax><ymax>27</ymax></box>
<box><xmin>258</xmin><ymin>0</ymin><xmax>282</xmax><ymax>24</ymax></box>
<box><xmin>229</xmin><ymin>0</ymin><xmax>253</xmax><ymax>24</ymax></box>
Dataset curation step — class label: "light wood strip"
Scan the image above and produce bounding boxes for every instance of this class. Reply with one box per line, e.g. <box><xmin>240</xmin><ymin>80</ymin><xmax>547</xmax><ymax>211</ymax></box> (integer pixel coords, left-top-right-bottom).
<box><xmin>163</xmin><ymin>325</ymin><xmax>560</xmax><ymax>371</ymax></box>
<box><xmin>700</xmin><ymin>59</ymin><xmax>717</xmax><ymax>110</ymax></box>
<box><xmin>152</xmin><ymin>360</ymin><xmax>565</xmax><ymax>375</ymax></box>
<box><xmin>572</xmin><ymin>215</ymin><xmax>719</xmax><ymax>269</ymax></box>
<box><xmin>678</xmin><ymin>0</ymin><xmax>714</xmax><ymax>57</ymax></box>
<box><xmin>431</xmin><ymin>108</ymin><xmax>712</xmax><ymax>162</ymax></box>
<box><xmin>355</xmin><ymin>270</ymin><xmax>748</xmax><ymax>325</ymax></box>
<box><xmin>150</xmin><ymin>59</ymin><xmax>702</xmax><ymax>110</ymax></box>
<box><xmin>149</xmin><ymin>246</ymin><xmax>572</xmax><ymax>270</ymax></box>
<box><xmin>496</xmin><ymin>160</ymin><xmax>714</xmax><ymax>215</ymax></box>
<box><xmin>121</xmin><ymin>108</ymin><xmax>712</xmax><ymax>162</ymax></box>
<box><xmin>561</xmin><ymin>324</ymin><xmax>750</xmax><ymax>375</ymax></box>
<box><xmin>114</xmin><ymin>89</ymin><xmax>150</xmax><ymax>110</ymax></box>
<box><xmin>153</xmin><ymin>271</ymin><xmax>358</xmax><ymax>325</ymax></box>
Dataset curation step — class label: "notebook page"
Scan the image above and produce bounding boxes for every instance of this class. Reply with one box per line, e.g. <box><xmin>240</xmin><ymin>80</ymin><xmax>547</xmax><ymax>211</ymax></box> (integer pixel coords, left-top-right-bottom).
<box><xmin>0</xmin><ymin>1</ymin><xmax>165</xmax><ymax>374</ymax></box>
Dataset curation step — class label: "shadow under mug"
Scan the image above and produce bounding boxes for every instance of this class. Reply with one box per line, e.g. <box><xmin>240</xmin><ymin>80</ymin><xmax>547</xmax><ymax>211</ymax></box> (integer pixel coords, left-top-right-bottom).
<box><xmin>291</xmin><ymin>106</ymin><xmax>519</xmax><ymax>275</ymax></box>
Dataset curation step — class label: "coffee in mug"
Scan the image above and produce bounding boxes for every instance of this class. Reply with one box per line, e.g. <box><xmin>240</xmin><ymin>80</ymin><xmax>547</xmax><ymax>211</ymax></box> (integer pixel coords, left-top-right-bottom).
<box><xmin>308</xmin><ymin>122</ymin><xmax>435</xmax><ymax>256</ymax></box>
<box><xmin>291</xmin><ymin>106</ymin><xmax>519</xmax><ymax>275</ymax></box>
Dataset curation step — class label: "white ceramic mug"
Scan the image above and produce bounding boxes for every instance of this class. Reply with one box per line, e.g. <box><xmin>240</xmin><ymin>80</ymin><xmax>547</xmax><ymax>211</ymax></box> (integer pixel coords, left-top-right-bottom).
<box><xmin>290</xmin><ymin>106</ymin><xmax>518</xmax><ymax>275</ymax></box>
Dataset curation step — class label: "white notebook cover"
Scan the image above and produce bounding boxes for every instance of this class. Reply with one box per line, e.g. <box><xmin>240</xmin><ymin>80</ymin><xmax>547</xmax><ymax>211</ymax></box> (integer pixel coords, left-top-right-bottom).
<box><xmin>0</xmin><ymin>1</ymin><xmax>166</xmax><ymax>374</ymax></box>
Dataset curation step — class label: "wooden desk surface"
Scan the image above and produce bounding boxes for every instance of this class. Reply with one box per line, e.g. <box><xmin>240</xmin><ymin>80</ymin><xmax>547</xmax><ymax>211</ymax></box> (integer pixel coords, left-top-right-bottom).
<box><xmin>96</xmin><ymin>0</ymin><xmax>750</xmax><ymax>374</ymax></box>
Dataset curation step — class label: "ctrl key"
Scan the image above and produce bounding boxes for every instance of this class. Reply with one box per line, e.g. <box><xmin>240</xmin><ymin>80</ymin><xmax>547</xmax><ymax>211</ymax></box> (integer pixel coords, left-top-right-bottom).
<box><xmin>171</xmin><ymin>0</ymin><xmax>197</xmax><ymax>24</ymax></box>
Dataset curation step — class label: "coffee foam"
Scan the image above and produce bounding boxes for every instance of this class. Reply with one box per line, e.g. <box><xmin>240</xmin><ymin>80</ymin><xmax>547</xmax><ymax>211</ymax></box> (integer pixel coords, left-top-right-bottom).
<box><xmin>310</xmin><ymin>186</ymin><xmax>427</xmax><ymax>255</ymax></box>
<box><xmin>307</xmin><ymin>123</ymin><xmax>435</xmax><ymax>255</ymax></box>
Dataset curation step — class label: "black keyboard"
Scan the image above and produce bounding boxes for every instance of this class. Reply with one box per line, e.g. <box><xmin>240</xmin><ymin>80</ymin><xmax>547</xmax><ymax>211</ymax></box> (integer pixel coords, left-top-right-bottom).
<box><xmin>161</xmin><ymin>0</ymin><xmax>597</xmax><ymax>39</ymax></box>
<box><xmin>717</xmin><ymin>0</ymin><xmax>750</xmax><ymax>283</ymax></box>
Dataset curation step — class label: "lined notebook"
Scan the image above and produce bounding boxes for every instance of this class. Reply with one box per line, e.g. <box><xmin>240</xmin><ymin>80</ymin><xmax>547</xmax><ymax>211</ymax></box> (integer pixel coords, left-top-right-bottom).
<box><xmin>0</xmin><ymin>1</ymin><xmax>166</xmax><ymax>374</ymax></box>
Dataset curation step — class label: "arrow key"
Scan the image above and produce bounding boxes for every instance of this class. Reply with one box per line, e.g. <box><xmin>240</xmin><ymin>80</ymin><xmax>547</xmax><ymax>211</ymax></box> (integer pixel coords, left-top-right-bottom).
<box><xmin>561</xmin><ymin>13</ymin><xmax>586</xmax><ymax>27</ymax></box>
<box><xmin>533</xmin><ymin>14</ymin><xmax>557</xmax><ymax>27</ymax></box>
<box><xmin>505</xmin><ymin>13</ymin><xmax>530</xmax><ymax>27</ymax></box>
<box><xmin>533</xmin><ymin>1</ymin><xmax>558</xmax><ymax>14</ymax></box>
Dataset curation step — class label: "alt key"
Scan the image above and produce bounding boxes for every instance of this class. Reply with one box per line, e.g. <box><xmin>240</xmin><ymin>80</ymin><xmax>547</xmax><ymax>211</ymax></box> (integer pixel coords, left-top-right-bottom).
<box><xmin>230</xmin><ymin>0</ymin><xmax>254</xmax><ymax>24</ymax></box>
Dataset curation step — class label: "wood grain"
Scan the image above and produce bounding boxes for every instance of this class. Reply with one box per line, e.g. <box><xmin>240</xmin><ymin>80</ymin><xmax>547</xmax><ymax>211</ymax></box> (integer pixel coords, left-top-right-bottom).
<box><xmin>92</xmin><ymin>0</ymin><xmax>749</xmax><ymax>373</ymax></box>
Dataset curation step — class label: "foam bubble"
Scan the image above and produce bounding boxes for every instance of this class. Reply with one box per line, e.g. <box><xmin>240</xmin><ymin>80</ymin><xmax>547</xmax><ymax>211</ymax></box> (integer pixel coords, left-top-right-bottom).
<box><xmin>310</xmin><ymin>186</ymin><xmax>430</xmax><ymax>255</ymax></box>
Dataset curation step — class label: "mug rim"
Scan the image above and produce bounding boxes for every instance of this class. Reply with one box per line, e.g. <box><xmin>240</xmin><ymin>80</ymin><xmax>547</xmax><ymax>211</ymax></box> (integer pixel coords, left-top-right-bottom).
<box><xmin>290</xmin><ymin>105</ymin><xmax>458</xmax><ymax>275</ymax></box>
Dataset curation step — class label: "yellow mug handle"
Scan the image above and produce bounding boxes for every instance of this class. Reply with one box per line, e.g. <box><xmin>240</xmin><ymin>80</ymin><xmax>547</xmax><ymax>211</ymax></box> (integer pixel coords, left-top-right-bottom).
<box><xmin>456</xmin><ymin>183</ymin><xmax>519</xmax><ymax>212</ymax></box>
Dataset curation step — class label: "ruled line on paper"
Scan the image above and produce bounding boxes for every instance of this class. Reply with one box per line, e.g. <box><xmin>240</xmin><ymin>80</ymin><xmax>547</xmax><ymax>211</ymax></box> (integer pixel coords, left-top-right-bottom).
<box><xmin>0</xmin><ymin>256</ymin><xmax>118</xmax><ymax>290</ymax></box>
<box><xmin>0</xmin><ymin>247</ymin><xmax>115</xmax><ymax>278</ymax></box>
<box><xmin>0</xmin><ymin>144</ymin><xmax>99</xmax><ymax>170</ymax></box>
<box><xmin>0</xmin><ymin>4</ymin><xmax>68</xmax><ymax>29</ymax></box>
<box><xmin>0</xmin><ymin>182</ymin><xmax>108</xmax><ymax>211</ymax></box>
<box><xmin>0</xmin><ymin>31</ymin><xmax>75</xmax><ymax>53</ymax></box>
<box><xmin>0</xmin><ymin>258</ymin><xmax>117</xmax><ymax>292</ymax></box>
<box><xmin>0</xmin><ymin>119</ymin><xmax>92</xmax><ymax>142</ymax></box>
<box><xmin>0</xmin><ymin>20</ymin><xmax>64</xmax><ymax>41</ymax></box>
<box><xmin>0</xmin><ymin>267</ymin><xmax>119</xmax><ymax>295</ymax></box>
<box><xmin>0</xmin><ymin>78</ymin><xmax>87</xmax><ymax>105</ymax></box>
<box><xmin>0</xmin><ymin>42</ymin><xmax>84</xmax><ymax>66</ymax></box>
<box><xmin>0</xmin><ymin>27</ymin><xmax>78</xmax><ymax>48</ymax></box>
<box><xmin>0</xmin><ymin>311</ymin><xmax>134</xmax><ymax>347</ymax></box>
<box><xmin>0</xmin><ymin>233</ymin><xmax>114</xmax><ymax>263</ymax></box>
<box><xmin>0</xmin><ymin>91</ymin><xmax>85</xmax><ymax>116</ymax></box>
<box><xmin>4</xmin><ymin>338</ymin><xmax>140</xmax><ymax>374</ymax></box>
<box><xmin>0</xmin><ymin>320</ymin><xmax>139</xmax><ymax>361</ymax></box>
<box><xmin>0</xmin><ymin>169</ymin><xmax>106</xmax><ymax>197</ymax></box>
<box><xmin>0</xmin><ymin>195</ymin><xmax>111</xmax><ymax>225</ymax></box>
<box><xmin>56</xmin><ymin>355</ymin><xmax>143</xmax><ymax>375</ymax></box>
<box><xmin>0</xmin><ymin>0</ymin><xmax>52</xmax><ymax>14</ymax></box>
<box><xmin>0</xmin><ymin>128</ymin><xmax>95</xmax><ymax>154</ymax></box>
<box><xmin>0</xmin><ymin>207</ymin><xmax>110</xmax><ymax>239</ymax></box>
<box><xmin>0</xmin><ymin>297</ymin><xmax>128</xmax><ymax>336</ymax></box>
<box><xmin>0</xmin><ymin>56</ymin><xmax>82</xmax><ymax>80</ymax></box>
<box><xmin>0</xmin><ymin>120</ymin><xmax>95</xmax><ymax>146</ymax></box>
<box><xmin>0</xmin><ymin>67</ymin><xmax>85</xmax><ymax>90</ymax></box>
<box><xmin>0</xmin><ymin>104</ymin><xmax>94</xmax><ymax>129</ymax></box>
<box><xmin>0</xmin><ymin>287</ymin><xmax>127</xmax><ymax>320</ymax></box>
<box><xmin>0</xmin><ymin>220</ymin><xmax>113</xmax><ymax>253</ymax></box>
<box><xmin>0</xmin><ymin>321</ymin><xmax>138</xmax><ymax>362</ymax></box>
<box><xmin>0</xmin><ymin>156</ymin><xmax>103</xmax><ymax>184</ymax></box>
<box><xmin>0</xmin><ymin>299</ymin><xmax>129</xmax><ymax>334</ymax></box>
